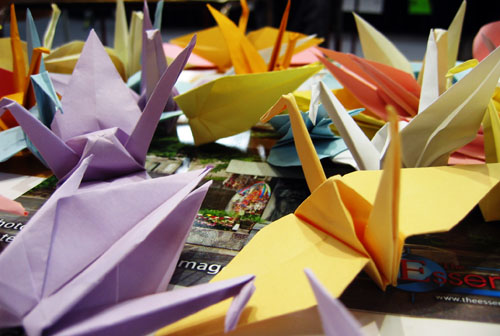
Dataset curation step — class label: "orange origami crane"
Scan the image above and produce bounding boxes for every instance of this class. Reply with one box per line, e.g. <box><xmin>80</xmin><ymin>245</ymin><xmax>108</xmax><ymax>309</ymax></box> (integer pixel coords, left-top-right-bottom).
<box><xmin>157</xmin><ymin>92</ymin><xmax>500</xmax><ymax>335</ymax></box>
<box><xmin>170</xmin><ymin>0</ymin><xmax>323</xmax><ymax>73</ymax></box>
<box><xmin>0</xmin><ymin>5</ymin><xmax>49</xmax><ymax>131</ymax></box>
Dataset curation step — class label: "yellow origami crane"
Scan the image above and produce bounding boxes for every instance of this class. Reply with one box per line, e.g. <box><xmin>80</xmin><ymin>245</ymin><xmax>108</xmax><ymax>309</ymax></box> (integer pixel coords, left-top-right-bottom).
<box><xmin>44</xmin><ymin>0</ymin><xmax>141</xmax><ymax>79</ymax></box>
<box><xmin>175</xmin><ymin>64</ymin><xmax>321</xmax><ymax>145</ymax></box>
<box><xmin>158</xmin><ymin>93</ymin><xmax>500</xmax><ymax>335</ymax></box>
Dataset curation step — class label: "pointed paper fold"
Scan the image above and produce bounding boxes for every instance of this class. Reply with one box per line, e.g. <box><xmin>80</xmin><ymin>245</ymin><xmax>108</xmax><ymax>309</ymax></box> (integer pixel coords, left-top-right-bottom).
<box><xmin>0</xmin><ymin>157</ymin><xmax>256</xmax><ymax>335</ymax></box>
<box><xmin>26</xmin><ymin>9</ymin><xmax>44</xmax><ymax>72</ymax></box>
<box><xmin>353</xmin><ymin>12</ymin><xmax>413</xmax><ymax>75</ymax></box>
<box><xmin>175</xmin><ymin>64</ymin><xmax>321</xmax><ymax>145</ymax></box>
<box><xmin>1</xmin><ymin>30</ymin><xmax>194</xmax><ymax>182</ymax></box>
<box><xmin>267</xmin><ymin>0</ymin><xmax>290</xmax><ymax>71</ymax></box>
<box><xmin>318</xmin><ymin>81</ymin><xmax>380</xmax><ymax>170</ymax></box>
<box><xmin>0</xmin><ymin>195</ymin><xmax>27</xmax><ymax>216</ymax></box>
<box><xmin>207</xmin><ymin>4</ymin><xmax>267</xmax><ymax>74</ymax></box>
<box><xmin>304</xmin><ymin>269</ymin><xmax>363</xmax><ymax>336</ymax></box>
<box><xmin>43</xmin><ymin>4</ymin><xmax>61</xmax><ymax>51</ymax></box>
<box><xmin>318</xmin><ymin>48</ymin><xmax>420</xmax><ymax>120</ymax></box>
<box><xmin>114</xmin><ymin>0</ymin><xmax>129</xmax><ymax>70</ymax></box>
<box><xmin>158</xmin><ymin>93</ymin><xmax>500</xmax><ymax>336</ymax></box>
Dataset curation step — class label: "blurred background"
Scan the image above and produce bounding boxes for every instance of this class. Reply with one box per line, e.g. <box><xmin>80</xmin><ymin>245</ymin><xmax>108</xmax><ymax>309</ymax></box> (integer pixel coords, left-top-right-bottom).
<box><xmin>1</xmin><ymin>0</ymin><xmax>498</xmax><ymax>62</ymax></box>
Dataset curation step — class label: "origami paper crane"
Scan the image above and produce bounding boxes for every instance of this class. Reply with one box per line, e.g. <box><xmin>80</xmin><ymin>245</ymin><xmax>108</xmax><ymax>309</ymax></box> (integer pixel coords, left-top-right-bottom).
<box><xmin>158</xmin><ymin>93</ymin><xmax>500</xmax><ymax>336</ymax></box>
<box><xmin>114</xmin><ymin>0</ymin><xmax>150</xmax><ymax>78</ymax></box>
<box><xmin>0</xmin><ymin>30</ymin><xmax>195</xmax><ymax>183</ymax></box>
<box><xmin>0</xmin><ymin>195</ymin><xmax>27</xmax><ymax>216</ymax></box>
<box><xmin>171</xmin><ymin>0</ymin><xmax>322</xmax><ymax>145</ymax></box>
<box><xmin>319</xmin><ymin>1</ymin><xmax>465</xmax><ymax>118</ymax></box>
<box><xmin>0</xmin><ymin>155</ymin><xmax>256</xmax><ymax>336</ymax></box>
<box><xmin>170</xmin><ymin>0</ymin><xmax>323</xmax><ymax>73</ymax></box>
<box><xmin>0</xmin><ymin>5</ymin><xmax>48</xmax><ymax>128</ymax></box>
<box><xmin>266</xmin><ymin>104</ymin><xmax>362</xmax><ymax>167</ymax></box>
<box><xmin>320</xmin><ymin>4</ymin><xmax>500</xmax><ymax>166</ymax></box>
<box><xmin>174</xmin><ymin>63</ymin><xmax>321</xmax><ymax>145</ymax></box>
<box><xmin>318</xmin><ymin>43</ymin><xmax>500</xmax><ymax>169</ymax></box>
<box><xmin>0</xmin><ymin>5</ymin><xmax>55</xmax><ymax>162</ymax></box>
<box><xmin>44</xmin><ymin>0</ymin><xmax>150</xmax><ymax>80</ymax></box>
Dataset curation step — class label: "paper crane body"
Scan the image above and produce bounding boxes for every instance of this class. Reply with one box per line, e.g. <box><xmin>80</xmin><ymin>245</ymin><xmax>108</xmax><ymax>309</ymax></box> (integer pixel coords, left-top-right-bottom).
<box><xmin>0</xmin><ymin>30</ymin><xmax>195</xmax><ymax>183</ymax></box>
<box><xmin>0</xmin><ymin>156</ymin><xmax>255</xmax><ymax>335</ymax></box>
<box><xmin>174</xmin><ymin>64</ymin><xmax>321</xmax><ymax>145</ymax></box>
<box><xmin>158</xmin><ymin>93</ymin><xmax>500</xmax><ymax>335</ymax></box>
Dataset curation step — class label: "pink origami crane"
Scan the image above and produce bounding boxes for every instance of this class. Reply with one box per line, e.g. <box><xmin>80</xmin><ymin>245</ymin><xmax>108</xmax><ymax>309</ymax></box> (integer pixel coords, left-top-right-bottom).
<box><xmin>0</xmin><ymin>156</ymin><xmax>255</xmax><ymax>336</ymax></box>
<box><xmin>0</xmin><ymin>29</ymin><xmax>195</xmax><ymax>183</ymax></box>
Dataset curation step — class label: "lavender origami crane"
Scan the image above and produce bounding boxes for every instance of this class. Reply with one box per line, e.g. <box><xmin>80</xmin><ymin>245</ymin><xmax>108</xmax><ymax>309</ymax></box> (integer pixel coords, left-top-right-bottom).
<box><xmin>0</xmin><ymin>29</ymin><xmax>195</xmax><ymax>183</ymax></box>
<box><xmin>0</xmin><ymin>156</ymin><xmax>255</xmax><ymax>336</ymax></box>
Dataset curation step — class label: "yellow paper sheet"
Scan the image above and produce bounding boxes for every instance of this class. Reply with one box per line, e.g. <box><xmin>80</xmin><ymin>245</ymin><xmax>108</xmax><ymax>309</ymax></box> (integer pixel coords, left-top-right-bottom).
<box><xmin>175</xmin><ymin>64</ymin><xmax>321</xmax><ymax>145</ymax></box>
<box><xmin>446</xmin><ymin>0</ymin><xmax>466</xmax><ymax>70</ymax></box>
